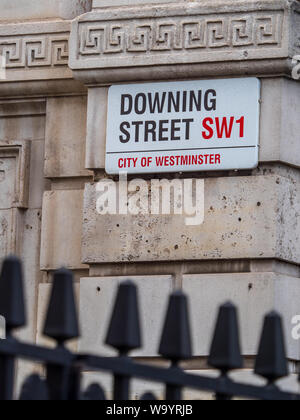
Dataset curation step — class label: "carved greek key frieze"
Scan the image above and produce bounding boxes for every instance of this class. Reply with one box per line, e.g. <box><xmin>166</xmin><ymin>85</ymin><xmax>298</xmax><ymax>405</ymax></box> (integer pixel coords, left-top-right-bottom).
<box><xmin>76</xmin><ymin>12</ymin><xmax>283</xmax><ymax>61</ymax></box>
<box><xmin>0</xmin><ymin>34</ymin><xmax>69</xmax><ymax>69</ymax></box>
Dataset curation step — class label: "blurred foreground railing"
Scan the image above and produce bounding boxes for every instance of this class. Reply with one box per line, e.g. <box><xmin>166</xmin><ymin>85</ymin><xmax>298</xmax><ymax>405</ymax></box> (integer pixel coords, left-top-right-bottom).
<box><xmin>0</xmin><ymin>256</ymin><xmax>298</xmax><ymax>401</ymax></box>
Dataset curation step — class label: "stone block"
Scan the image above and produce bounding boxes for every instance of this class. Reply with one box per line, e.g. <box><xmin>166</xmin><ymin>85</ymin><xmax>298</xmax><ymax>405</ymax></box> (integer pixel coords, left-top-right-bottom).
<box><xmin>82</xmin><ymin>173</ymin><xmax>300</xmax><ymax>265</ymax></box>
<box><xmin>78</xmin><ymin>275</ymin><xmax>173</xmax><ymax>356</ymax></box>
<box><xmin>0</xmin><ymin>101</ymin><xmax>45</xmax><ymax>144</ymax></box>
<box><xmin>14</xmin><ymin>209</ymin><xmax>44</xmax><ymax>392</ymax></box>
<box><xmin>85</xmin><ymin>87</ymin><xmax>108</xmax><ymax>170</ymax></box>
<box><xmin>260</xmin><ymin>78</ymin><xmax>300</xmax><ymax>168</ymax></box>
<box><xmin>183</xmin><ymin>273</ymin><xmax>300</xmax><ymax>360</ymax></box>
<box><xmin>28</xmin><ymin>140</ymin><xmax>46</xmax><ymax>210</ymax></box>
<box><xmin>0</xmin><ymin>115</ymin><xmax>45</xmax><ymax>142</ymax></box>
<box><xmin>18</xmin><ymin>210</ymin><xmax>43</xmax><ymax>342</ymax></box>
<box><xmin>45</xmin><ymin>96</ymin><xmax>91</xmax><ymax>178</ymax></box>
<box><xmin>40</xmin><ymin>190</ymin><xmax>86</xmax><ymax>270</ymax></box>
<box><xmin>0</xmin><ymin>209</ymin><xmax>16</xmax><ymax>259</ymax></box>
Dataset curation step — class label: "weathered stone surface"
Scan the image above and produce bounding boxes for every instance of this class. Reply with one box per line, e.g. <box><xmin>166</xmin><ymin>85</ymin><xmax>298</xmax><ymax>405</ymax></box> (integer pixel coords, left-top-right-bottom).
<box><xmin>0</xmin><ymin>139</ymin><xmax>33</xmax><ymax>259</ymax></box>
<box><xmin>0</xmin><ymin>114</ymin><xmax>45</xmax><ymax>142</ymax></box>
<box><xmin>45</xmin><ymin>96</ymin><xmax>91</xmax><ymax>178</ymax></box>
<box><xmin>29</xmin><ymin>140</ymin><xmax>47</xmax><ymax>210</ymax></box>
<box><xmin>82</xmin><ymin>173</ymin><xmax>300</xmax><ymax>265</ymax></box>
<box><xmin>40</xmin><ymin>190</ymin><xmax>87</xmax><ymax>270</ymax></box>
<box><xmin>70</xmin><ymin>0</ymin><xmax>300</xmax><ymax>84</ymax></box>
<box><xmin>0</xmin><ymin>156</ymin><xmax>16</xmax><ymax>209</ymax></box>
<box><xmin>14</xmin><ymin>209</ymin><xmax>44</xmax><ymax>393</ymax></box>
<box><xmin>60</xmin><ymin>0</ymin><xmax>93</xmax><ymax>19</ymax></box>
<box><xmin>183</xmin><ymin>273</ymin><xmax>300</xmax><ymax>360</ymax></box>
<box><xmin>0</xmin><ymin>104</ymin><xmax>44</xmax><ymax>388</ymax></box>
<box><xmin>0</xmin><ymin>101</ymin><xmax>46</xmax><ymax>118</ymax></box>
<box><xmin>78</xmin><ymin>275</ymin><xmax>173</xmax><ymax>356</ymax></box>
<box><xmin>18</xmin><ymin>210</ymin><xmax>43</xmax><ymax>341</ymax></box>
<box><xmin>0</xmin><ymin>209</ymin><xmax>15</xmax><ymax>259</ymax></box>
<box><xmin>0</xmin><ymin>0</ymin><xmax>92</xmax><ymax>21</ymax></box>
<box><xmin>260</xmin><ymin>79</ymin><xmax>300</xmax><ymax>168</ymax></box>
<box><xmin>85</xmin><ymin>87</ymin><xmax>108</xmax><ymax>170</ymax></box>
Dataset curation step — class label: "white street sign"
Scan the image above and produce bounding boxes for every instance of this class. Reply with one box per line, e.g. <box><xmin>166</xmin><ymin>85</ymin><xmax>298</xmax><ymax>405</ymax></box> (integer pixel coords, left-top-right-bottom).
<box><xmin>106</xmin><ymin>78</ymin><xmax>260</xmax><ymax>175</ymax></box>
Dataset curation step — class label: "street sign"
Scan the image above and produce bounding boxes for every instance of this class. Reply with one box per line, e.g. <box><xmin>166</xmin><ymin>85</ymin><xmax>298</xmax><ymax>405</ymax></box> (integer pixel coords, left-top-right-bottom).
<box><xmin>105</xmin><ymin>78</ymin><xmax>260</xmax><ymax>175</ymax></box>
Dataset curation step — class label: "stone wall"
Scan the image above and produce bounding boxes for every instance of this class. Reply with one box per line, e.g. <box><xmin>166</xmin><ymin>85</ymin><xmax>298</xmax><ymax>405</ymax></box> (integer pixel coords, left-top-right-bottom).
<box><xmin>0</xmin><ymin>0</ymin><xmax>300</xmax><ymax>398</ymax></box>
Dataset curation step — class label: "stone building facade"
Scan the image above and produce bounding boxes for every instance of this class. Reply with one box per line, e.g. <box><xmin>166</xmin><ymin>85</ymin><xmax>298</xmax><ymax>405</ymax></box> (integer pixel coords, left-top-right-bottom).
<box><xmin>0</xmin><ymin>0</ymin><xmax>300</xmax><ymax>398</ymax></box>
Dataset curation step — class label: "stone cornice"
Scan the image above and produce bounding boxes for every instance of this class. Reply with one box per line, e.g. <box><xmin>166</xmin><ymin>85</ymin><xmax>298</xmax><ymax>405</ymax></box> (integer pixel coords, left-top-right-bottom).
<box><xmin>0</xmin><ymin>21</ymin><xmax>71</xmax><ymax>81</ymax></box>
<box><xmin>0</xmin><ymin>1</ymin><xmax>299</xmax><ymax>96</ymax></box>
<box><xmin>0</xmin><ymin>20</ymin><xmax>86</xmax><ymax>97</ymax></box>
<box><xmin>69</xmin><ymin>0</ymin><xmax>300</xmax><ymax>84</ymax></box>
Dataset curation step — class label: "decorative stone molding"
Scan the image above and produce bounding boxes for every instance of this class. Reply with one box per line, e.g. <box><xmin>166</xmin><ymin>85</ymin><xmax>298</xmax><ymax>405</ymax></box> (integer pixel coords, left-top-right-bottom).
<box><xmin>70</xmin><ymin>0</ymin><xmax>300</xmax><ymax>83</ymax></box>
<box><xmin>0</xmin><ymin>140</ymin><xmax>31</xmax><ymax>209</ymax></box>
<box><xmin>1</xmin><ymin>35</ymin><xmax>69</xmax><ymax>69</ymax></box>
<box><xmin>0</xmin><ymin>21</ymin><xmax>71</xmax><ymax>81</ymax></box>
<box><xmin>0</xmin><ymin>140</ymin><xmax>31</xmax><ymax>259</ymax></box>
<box><xmin>0</xmin><ymin>2</ymin><xmax>95</xmax><ymax>96</ymax></box>
<box><xmin>0</xmin><ymin>21</ymin><xmax>87</xmax><ymax>97</ymax></box>
<box><xmin>76</xmin><ymin>12</ymin><xmax>284</xmax><ymax>64</ymax></box>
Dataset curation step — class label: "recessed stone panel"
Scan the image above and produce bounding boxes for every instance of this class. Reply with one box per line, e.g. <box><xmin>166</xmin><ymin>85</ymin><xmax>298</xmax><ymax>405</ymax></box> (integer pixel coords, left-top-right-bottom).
<box><xmin>0</xmin><ymin>141</ymin><xmax>31</xmax><ymax>209</ymax></box>
<box><xmin>45</xmin><ymin>96</ymin><xmax>91</xmax><ymax>178</ymax></box>
<box><xmin>0</xmin><ymin>116</ymin><xmax>45</xmax><ymax>142</ymax></box>
<box><xmin>40</xmin><ymin>190</ymin><xmax>86</xmax><ymax>270</ymax></box>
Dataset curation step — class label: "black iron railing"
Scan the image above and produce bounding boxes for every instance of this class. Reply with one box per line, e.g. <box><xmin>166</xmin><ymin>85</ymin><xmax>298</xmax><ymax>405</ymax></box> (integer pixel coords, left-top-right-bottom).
<box><xmin>0</xmin><ymin>256</ymin><xmax>298</xmax><ymax>400</ymax></box>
